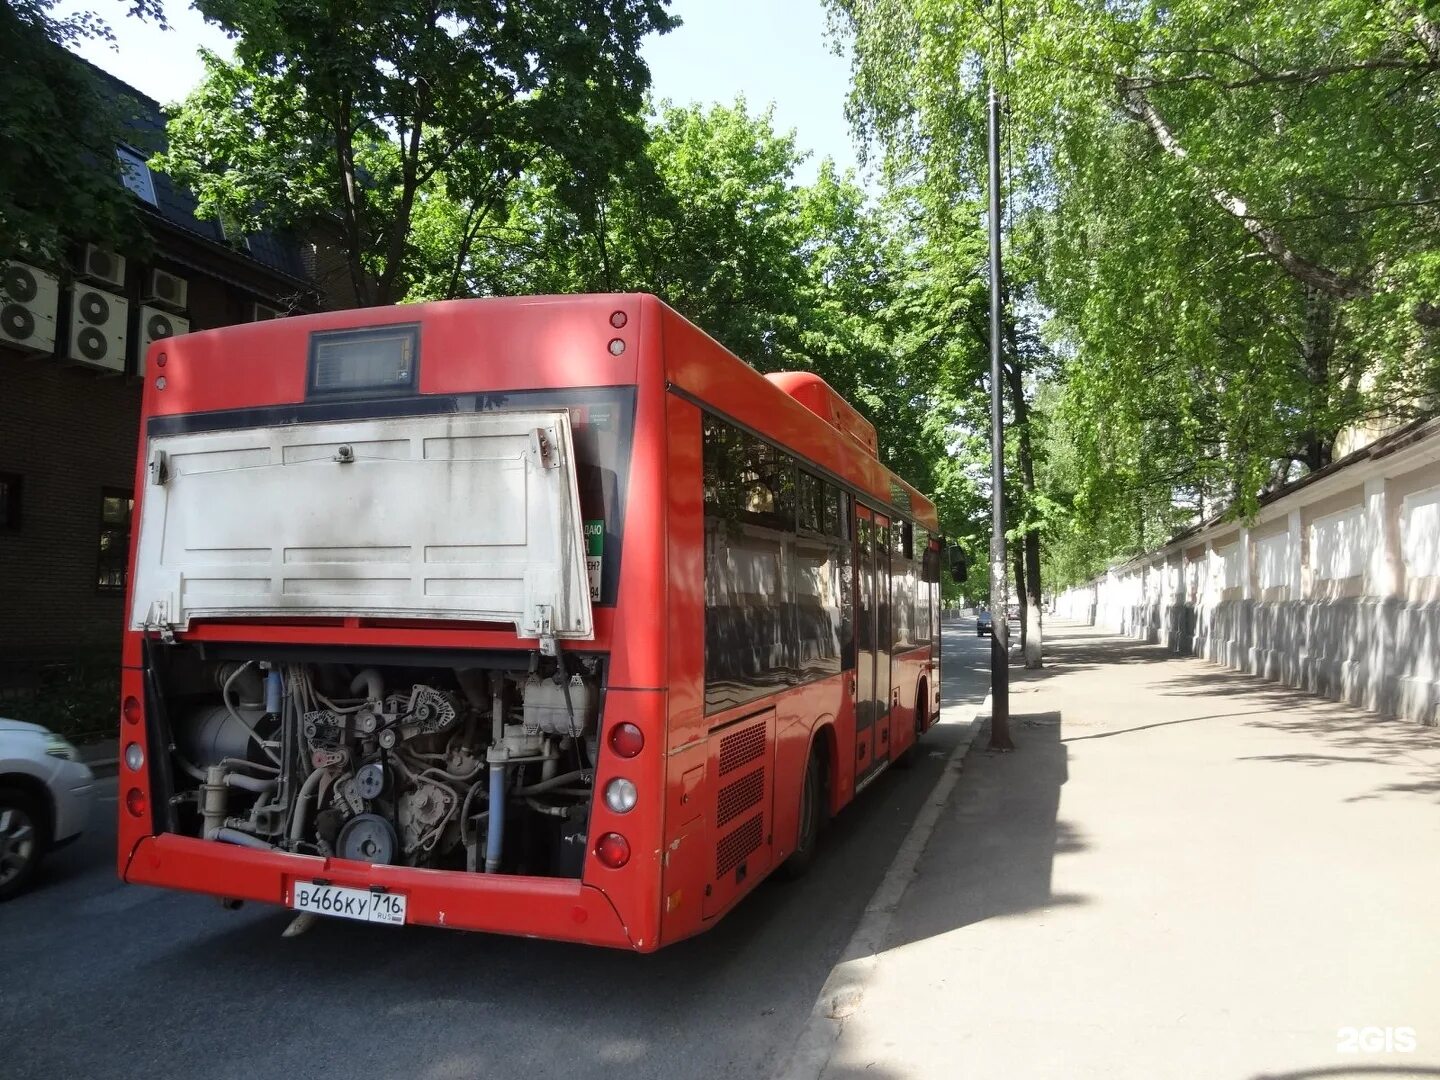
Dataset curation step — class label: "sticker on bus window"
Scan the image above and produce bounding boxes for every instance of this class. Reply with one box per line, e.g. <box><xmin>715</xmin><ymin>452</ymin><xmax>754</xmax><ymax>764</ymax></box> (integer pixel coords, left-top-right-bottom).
<box><xmin>585</xmin><ymin>519</ymin><xmax>604</xmax><ymax>601</ymax></box>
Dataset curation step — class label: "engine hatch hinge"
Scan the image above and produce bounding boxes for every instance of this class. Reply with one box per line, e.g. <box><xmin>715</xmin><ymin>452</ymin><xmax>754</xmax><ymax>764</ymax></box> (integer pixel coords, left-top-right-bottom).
<box><xmin>149</xmin><ymin>449</ymin><xmax>169</xmax><ymax>487</ymax></box>
<box><xmin>534</xmin><ymin>603</ymin><xmax>557</xmax><ymax>656</ymax></box>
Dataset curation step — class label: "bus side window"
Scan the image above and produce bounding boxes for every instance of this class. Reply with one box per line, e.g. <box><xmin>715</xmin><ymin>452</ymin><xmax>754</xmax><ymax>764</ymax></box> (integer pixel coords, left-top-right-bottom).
<box><xmin>836</xmin><ymin>488</ymin><xmax>854</xmax><ymax>669</ymax></box>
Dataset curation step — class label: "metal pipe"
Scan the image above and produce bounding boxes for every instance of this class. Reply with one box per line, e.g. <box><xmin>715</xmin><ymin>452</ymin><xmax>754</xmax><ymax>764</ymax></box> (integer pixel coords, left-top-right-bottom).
<box><xmin>201</xmin><ymin>765</ymin><xmax>228</xmax><ymax>839</ymax></box>
<box><xmin>986</xmin><ymin>79</ymin><xmax>1013</xmax><ymax>751</ymax></box>
<box><xmin>484</xmin><ymin>764</ymin><xmax>506</xmax><ymax>873</ymax></box>
<box><xmin>225</xmin><ymin>774</ymin><xmax>278</xmax><ymax>794</ymax></box>
<box><xmin>288</xmin><ymin>766</ymin><xmax>329</xmax><ymax>842</ymax></box>
<box><xmin>264</xmin><ymin>667</ymin><xmax>283</xmax><ymax>715</ymax></box>
<box><xmin>220</xmin><ymin>758</ymin><xmax>280</xmax><ymax>774</ymax></box>
<box><xmin>490</xmin><ymin>672</ymin><xmax>505</xmax><ymax>745</ymax></box>
<box><xmin>349</xmin><ymin>668</ymin><xmax>384</xmax><ymax>702</ymax></box>
<box><xmin>222</xmin><ymin>660</ymin><xmax>279</xmax><ymax>763</ymax></box>
<box><xmin>213</xmin><ymin>827</ymin><xmax>275</xmax><ymax>851</ymax></box>
<box><xmin>510</xmin><ymin>769</ymin><xmax>587</xmax><ymax>796</ymax></box>
<box><xmin>525</xmin><ymin>797</ymin><xmax>570</xmax><ymax>818</ymax></box>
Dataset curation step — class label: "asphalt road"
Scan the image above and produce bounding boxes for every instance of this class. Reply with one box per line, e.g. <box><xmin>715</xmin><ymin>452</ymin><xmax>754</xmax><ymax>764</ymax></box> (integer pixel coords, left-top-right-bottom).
<box><xmin>0</xmin><ymin>623</ymin><xmax>990</xmax><ymax>1080</ymax></box>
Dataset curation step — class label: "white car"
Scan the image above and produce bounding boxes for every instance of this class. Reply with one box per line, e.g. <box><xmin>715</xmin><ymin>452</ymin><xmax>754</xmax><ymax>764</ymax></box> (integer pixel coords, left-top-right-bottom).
<box><xmin>0</xmin><ymin>718</ymin><xmax>96</xmax><ymax>900</ymax></box>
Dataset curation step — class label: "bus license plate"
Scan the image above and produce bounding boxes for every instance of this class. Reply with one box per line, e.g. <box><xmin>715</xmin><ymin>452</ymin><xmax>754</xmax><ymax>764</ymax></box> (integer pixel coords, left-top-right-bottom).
<box><xmin>291</xmin><ymin>881</ymin><xmax>407</xmax><ymax>926</ymax></box>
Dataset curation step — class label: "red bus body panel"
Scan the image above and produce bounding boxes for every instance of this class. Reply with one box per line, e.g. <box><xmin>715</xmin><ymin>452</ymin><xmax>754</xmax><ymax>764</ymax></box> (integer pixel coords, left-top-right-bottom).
<box><xmin>117</xmin><ymin>294</ymin><xmax>938</xmax><ymax>950</ymax></box>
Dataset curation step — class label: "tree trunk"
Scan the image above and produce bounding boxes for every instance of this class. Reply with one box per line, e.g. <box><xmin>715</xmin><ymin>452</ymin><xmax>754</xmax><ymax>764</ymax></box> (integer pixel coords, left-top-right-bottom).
<box><xmin>1298</xmin><ymin>289</ymin><xmax>1339</xmax><ymax>471</ymax></box>
<box><xmin>1013</xmin><ymin>544</ymin><xmax>1026</xmax><ymax>656</ymax></box>
<box><xmin>1003</xmin><ymin>327</ymin><xmax>1044</xmax><ymax>669</ymax></box>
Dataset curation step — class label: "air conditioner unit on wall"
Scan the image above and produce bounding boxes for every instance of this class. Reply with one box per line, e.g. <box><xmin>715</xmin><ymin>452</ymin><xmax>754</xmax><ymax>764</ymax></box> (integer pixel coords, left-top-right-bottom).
<box><xmin>144</xmin><ymin>269</ymin><xmax>188</xmax><ymax>312</ymax></box>
<box><xmin>81</xmin><ymin>244</ymin><xmax>126</xmax><ymax>290</ymax></box>
<box><xmin>67</xmin><ymin>285</ymin><xmax>128</xmax><ymax>373</ymax></box>
<box><xmin>137</xmin><ymin>305</ymin><xmax>188</xmax><ymax>376</ymax></box>
<box><xmin>0</xmin><ymin>261</ymin><xmax>60</xmax><ymax>355</ymax></box>
<box><xmin>250</xmin><ymin>301</ymin><xmax>282</xmax><ymax>321</ymax></box>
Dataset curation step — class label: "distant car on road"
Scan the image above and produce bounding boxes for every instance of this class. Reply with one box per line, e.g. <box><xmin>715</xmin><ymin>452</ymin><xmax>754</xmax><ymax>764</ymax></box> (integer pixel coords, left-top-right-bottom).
<box><xmin>976</xmin><ymin>610</ymin><xmax>993</xmax><ymax>636</ymax></box>
<box><xmin>0</xmin><ymin>718</ymin><xmax>95</xmax><ymax>900</ymax></box>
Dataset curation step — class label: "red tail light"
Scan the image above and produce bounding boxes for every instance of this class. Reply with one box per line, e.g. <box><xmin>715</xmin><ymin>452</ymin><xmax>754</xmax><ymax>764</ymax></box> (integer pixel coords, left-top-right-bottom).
<box><xmin>122</xmin><ymin>695</ymin><xmax>141</xmax><ymax>725</ymax></box>
<box><xmin>124</xmin><ymin>788</ymin><xmax>148</xmax><ymax>818</ymax></box>
<box><xmin>595</xmin><ymin>832</ymin><xmax>630</xmax><ymax>869</ymax></box>
<box><xmin>608</xmin><ymin>722</ymin><xmax>644</xmax><ymax>759</ymax></box>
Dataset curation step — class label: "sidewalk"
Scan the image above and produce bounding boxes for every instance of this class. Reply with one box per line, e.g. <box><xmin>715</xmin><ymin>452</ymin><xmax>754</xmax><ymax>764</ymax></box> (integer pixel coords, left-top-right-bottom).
<box><xmin>804</xmin><ymin>619</ymin><xmax>1440</xmax><ymax>1080</ymax></box>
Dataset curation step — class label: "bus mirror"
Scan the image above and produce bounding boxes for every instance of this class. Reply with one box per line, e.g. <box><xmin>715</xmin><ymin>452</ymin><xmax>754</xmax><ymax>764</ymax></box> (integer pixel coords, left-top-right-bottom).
<box><xmin>947</xmin><ymin>546</ymin><xmax>969</xmax><ymax>583</ymax></box>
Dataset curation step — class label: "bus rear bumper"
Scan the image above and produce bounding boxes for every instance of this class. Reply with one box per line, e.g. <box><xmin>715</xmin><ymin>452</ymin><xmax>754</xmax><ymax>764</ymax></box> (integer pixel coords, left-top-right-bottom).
<box><xmin>123</xmin><ymin>833</ymin><xmax>641</xmax><ymax>950</ymax></box>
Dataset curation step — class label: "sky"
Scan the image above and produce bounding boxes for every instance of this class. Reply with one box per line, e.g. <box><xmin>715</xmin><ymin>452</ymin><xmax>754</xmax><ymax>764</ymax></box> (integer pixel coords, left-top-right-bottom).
<box><xmin>62</xmin><ymin>0</ymin><xmax>863</xmax><ymax>186</ymax></box>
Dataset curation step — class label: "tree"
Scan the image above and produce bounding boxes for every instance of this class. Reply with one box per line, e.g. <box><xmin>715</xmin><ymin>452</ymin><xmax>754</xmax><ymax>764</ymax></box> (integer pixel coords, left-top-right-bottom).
<box><xmin>0</xmin><ymin>0</ymin><xmax>167</xmax><ymax>266</ymax></box>
<box><xmin>408</xmin><ymin>98</ymin><xmax>991</xmax><ymax>546</ymax></box>
<box><xmin>159</xmin><ymin>0</ymin><xmax>676</xmax><ymax>307</ymax></box>
<box><xmin>830</xmin><ymin>0</ymin><xmax>1440</xmax><ymax>591</ymax></box>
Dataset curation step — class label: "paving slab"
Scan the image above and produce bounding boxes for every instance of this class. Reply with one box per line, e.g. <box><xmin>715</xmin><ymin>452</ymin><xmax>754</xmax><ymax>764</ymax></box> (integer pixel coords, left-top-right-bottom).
<box><xmin>815</xmin><ymin>619</ymin><xmax>1440</xmax><ymax>1080</ymax></box>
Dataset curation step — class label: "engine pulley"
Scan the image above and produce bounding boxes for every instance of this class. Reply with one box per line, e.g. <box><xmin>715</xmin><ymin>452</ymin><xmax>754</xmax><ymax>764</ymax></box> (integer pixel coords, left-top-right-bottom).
<box><xmin>355</xmin><ymin>761</ymin><xmax>386</xmax><ymax>800</ymax></box>
<box><xmin>336</xmin><ymin>813</ymin><xmax>399</xmax><ymax>865</ymax></box>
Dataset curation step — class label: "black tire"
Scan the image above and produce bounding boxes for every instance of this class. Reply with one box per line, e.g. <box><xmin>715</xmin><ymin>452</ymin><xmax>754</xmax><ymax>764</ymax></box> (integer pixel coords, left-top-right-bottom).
<box><xmin>893</xmin><ymin>691</ymin><xmax>928</xmax><ymax>770</ymax></box>
<box><xmin>0</xmin><ymin>787</ymin><xmax>48</xmax><ymax>902</ymax></box>
<box><xmin>778</xmin><ymin>749</ymin><xmax>824</xmax><ymax>880</ymax></box>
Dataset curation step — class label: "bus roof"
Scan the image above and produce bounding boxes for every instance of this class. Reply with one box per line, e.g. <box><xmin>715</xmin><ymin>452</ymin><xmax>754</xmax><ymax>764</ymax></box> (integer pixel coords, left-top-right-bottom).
<box><xmin>764</xmin><ymin>372</ymin><xmax>879</xmax><ymax>457</ymax></box>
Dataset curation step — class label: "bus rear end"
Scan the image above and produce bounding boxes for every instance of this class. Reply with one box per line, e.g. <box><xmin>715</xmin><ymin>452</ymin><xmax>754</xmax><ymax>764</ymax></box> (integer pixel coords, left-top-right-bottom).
<box><xmin>116</xmin><ymin>295</ymin><xmax>669</xmax><ymax>950</ymax></box>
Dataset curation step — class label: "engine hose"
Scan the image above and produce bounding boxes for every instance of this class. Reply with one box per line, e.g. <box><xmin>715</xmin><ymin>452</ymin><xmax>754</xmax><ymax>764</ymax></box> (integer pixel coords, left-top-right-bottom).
<box><xmin>525</xmin><ymin>797</ymin><xmax>571</xmax><ymax>818</ymax></box>
<box><xmin>349</xmin><ymin>668</ymin><xmax>384</xmax><ymax>702</ymax></box>
<box><xmin>510</xmin><ymin>769</ymin><xmax>588</xmax><ymax>797</ymax></box>
<box><xmin>484</xmin><ymin>764</ymin><xmax>506</xmax><ymax>873</ymax></box>
<box><xmin>288</xmin><ymin>767</ymin><xmax>330</xmax><ymax>843</ymax></box>
<box><xmin>220</xmin><ymin>758</ymin><xmax>280</xmax><ymax>775</ymax></box>
<box><xmin>174</xmin><ymin>752</ymin><xmax>207</xmax><ymax>782</ymax></box>
<box><xmin>225</xmin><ymin>774</ymin><xmax>278</xmax><ymax>794</ymax></box>
<box><xmin>222</xmin><ymin>660</ymin><xmax>281</xmax><ymax>765</ymax></box>
<box><xmin>213</xmin><ymin>828</ymin><xmax>275</xmax><ymax>851</ymax></box>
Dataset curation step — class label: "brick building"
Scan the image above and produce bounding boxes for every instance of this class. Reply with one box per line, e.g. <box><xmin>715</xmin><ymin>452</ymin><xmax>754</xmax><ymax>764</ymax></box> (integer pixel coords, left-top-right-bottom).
<box><xmin>0</xmin><ymin>62</ymin><xmax>320</xmax><ymax>685</ymax></box>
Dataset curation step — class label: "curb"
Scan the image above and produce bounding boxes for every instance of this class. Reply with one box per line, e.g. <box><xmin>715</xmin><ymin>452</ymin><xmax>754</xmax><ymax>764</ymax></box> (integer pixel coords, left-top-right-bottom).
<box><xmin>771</xmin><ymin>694</ymin><xmax>991</xmax><ymax>1080</ymax></box>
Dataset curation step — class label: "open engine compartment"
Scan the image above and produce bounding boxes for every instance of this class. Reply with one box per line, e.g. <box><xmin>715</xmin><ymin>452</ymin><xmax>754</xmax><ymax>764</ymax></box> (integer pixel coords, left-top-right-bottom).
<box><xmin>149</xmin><ymin>646</ymin><xmax>604</xmax><ymax>879</ymax></box>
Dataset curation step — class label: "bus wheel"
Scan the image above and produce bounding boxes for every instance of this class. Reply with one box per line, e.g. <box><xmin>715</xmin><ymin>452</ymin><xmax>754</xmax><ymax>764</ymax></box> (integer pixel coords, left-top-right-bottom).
<box><xmin>894</xmin><ymin>690</ymin><xmax>928</xmax><ymax>770</ymax></box>
<box><xmin>778</xmin><ymin>748</ymin><xmax>824</xmax><ymax>880</ymax></box>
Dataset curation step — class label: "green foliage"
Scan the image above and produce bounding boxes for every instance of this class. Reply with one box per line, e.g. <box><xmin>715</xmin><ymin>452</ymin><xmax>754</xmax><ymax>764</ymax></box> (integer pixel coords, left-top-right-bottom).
<box><xmin>413</xmin><ymin>99</ymin><xmax>980</xmax><ymax>524</ymax></box>
<box><xmin>832</xmin><ymin>0</ymin><xmax>1440</xmax><ymax>588</ymax></box>
<box><xmin>4</xmin><ymin>647</ymin><xmax>122</xmax><ymax>743</ymax></box>
<box><xmin>0</xmin><ymin>0</ymin><xmax>161</xmax><ymax>266</ymax></box>
<box><xmin>159</xmin><ymin>0</ymin><xmax>677</xmax><ymax>305</ymax></box>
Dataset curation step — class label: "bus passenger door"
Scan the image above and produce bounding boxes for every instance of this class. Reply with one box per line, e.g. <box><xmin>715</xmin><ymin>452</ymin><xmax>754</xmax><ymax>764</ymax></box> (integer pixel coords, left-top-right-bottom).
<box><xmin>855</xmin><ymin>507</ymin><xmax>892</xmax><ymax>785</ymax></box>
<box><xmin>854</xmin><ymin>508</ymin><xmax>876</xmax><ymax>778</ymax></box>
<box><xmin>872</xmin><ymin>514</ymin><xmax>893</xmax><ymax>767</ymax></box>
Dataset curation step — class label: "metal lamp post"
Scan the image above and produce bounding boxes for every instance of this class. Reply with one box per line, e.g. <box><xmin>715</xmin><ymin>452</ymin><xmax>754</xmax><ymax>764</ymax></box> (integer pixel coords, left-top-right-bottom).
<box><xmin>986</xmin><ymin>81</ymin><xmax>1014</xmax><ymax>752</ymax></box>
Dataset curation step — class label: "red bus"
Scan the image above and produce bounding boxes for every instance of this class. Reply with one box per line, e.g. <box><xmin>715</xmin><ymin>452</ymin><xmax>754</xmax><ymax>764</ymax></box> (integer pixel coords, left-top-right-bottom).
<box><xmin>116</xmin><ymin>294</ymin><xmax>942</xmax><ymax>951</ymax></box>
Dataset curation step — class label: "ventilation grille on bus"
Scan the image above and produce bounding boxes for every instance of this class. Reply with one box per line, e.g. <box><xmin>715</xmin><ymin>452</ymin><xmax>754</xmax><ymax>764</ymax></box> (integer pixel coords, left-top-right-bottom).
<box><xmin>716</xmin><ymin>813</ymin><xmax>764</xmax><ymax>878</ymax></box>
<box><xmin>713</xmin><ymin>717</ymin><xmax>769</xmax><ymax>882</ymax></box>
<box><xmin>718</xmin><ymin>721</ymin><xmax>765</xmax><ymax>776</ymax></box>
<box><xmin>716</xmin><ymin>767</ymin><xmax>765</xmax><ymax>829</ymax></box>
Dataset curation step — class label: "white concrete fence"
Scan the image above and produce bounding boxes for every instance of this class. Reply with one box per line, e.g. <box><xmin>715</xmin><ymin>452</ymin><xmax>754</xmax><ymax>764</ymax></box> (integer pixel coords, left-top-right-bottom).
<box><xmin>1056</xmin><ymin>418</ymin><xmax>1440</xmax><ymax>726</ymax></box>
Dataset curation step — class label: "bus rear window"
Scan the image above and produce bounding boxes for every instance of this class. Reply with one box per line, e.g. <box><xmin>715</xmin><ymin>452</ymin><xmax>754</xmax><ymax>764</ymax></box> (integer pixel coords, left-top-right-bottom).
<box><xmin>443</xmin><ymin>387</ymin><xmax>637</xmax><ymax>607</ymax></box>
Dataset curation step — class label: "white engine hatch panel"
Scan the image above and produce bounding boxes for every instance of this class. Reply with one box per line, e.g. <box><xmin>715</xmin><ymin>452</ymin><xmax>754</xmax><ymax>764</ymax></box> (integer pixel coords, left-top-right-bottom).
<box><xmin>129</xmin><ymin>410</ymin><xmax>595</xmax><ymax>641</ymax></box>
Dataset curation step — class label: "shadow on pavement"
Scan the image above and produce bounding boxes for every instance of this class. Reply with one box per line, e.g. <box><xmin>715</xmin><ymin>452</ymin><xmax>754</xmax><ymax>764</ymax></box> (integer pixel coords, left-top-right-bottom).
<box><xmin>884</xmin><ymin>712</ymin><xmax>1085</xmax><ymax>951</ymax></box>
<box><xmin>1250</xmin><ymin>1068</ymin><xmax>1440</xmax><ymax>1080</ymax></box>
<box><xmin>1063</xmin><ymin>707</ymin><xmax>1293</xmax><ymax>742</ymax></box>
<box><xmin>1237</xmin><ymin>713</ymin><xmax>1440</xmax><ymax>804</ymax></box>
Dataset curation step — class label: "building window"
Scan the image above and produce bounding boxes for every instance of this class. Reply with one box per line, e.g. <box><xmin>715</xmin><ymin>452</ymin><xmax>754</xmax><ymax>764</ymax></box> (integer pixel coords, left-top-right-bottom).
<box><xmin>116</xmin><ymin>146</ymin><xmax>158</xmax><ymax>206</ymax></box>
<box><xmin>97</xmin><ymin>488</ymin><xmax>134</xmax><ymax>592</ymax></box>
<box><xmin>0</xmin><ymin>473</ymin><xmax>20</xmax><ymax>530</ymax></box>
